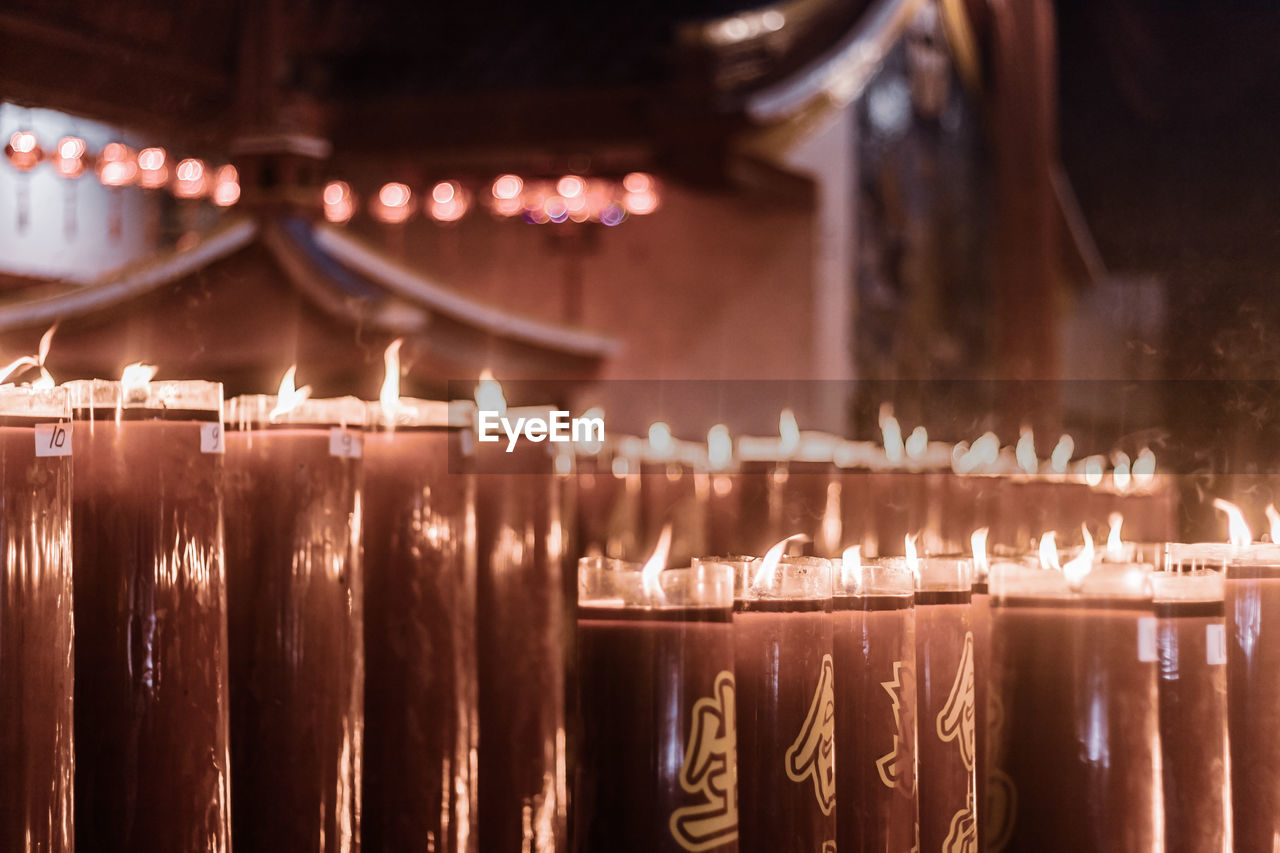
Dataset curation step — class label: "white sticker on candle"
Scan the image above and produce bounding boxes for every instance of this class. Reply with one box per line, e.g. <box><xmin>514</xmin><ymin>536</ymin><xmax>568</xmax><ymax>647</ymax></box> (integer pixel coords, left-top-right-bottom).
<box><xmin>1207</xmin><ymin>623</ymin><xmax>1227</xmax><ymax>665</ymax></box>
<box><xmin>1138</xmin><ymin>617</ymin><xmax>1157</xmax><ymax>662</ymax></box>
<box><xmin>200</xmin><ymin>422</ymin><xmax>225</xmax><ymax>454</ymax></box>
<box><xmin>35</xmin><ymin>422</ymin><xmax>72</xmax><ymax>457</ymax></box>
<box><xmin>329</xmin><ymin>427</ymin><xmax>362</xmax><ymax>459</ymax></box>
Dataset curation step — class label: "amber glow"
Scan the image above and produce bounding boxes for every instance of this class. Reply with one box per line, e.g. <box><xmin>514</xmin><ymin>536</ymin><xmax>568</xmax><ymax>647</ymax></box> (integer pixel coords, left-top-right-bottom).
<box><xmin>840</xmin><ymin>544</ymin><xmax>862</xmax><ymax>589</ymax></box>
<box><xmin>269</xmin><ymin>366</ymin><xmax>312</xmax><ymax>421</ymax></box>
<box><xmin>904</xmin><ymin>533</ymin><xmax>919</xmax><ymax>579</ymax></box>
<box><xmin>879</xmin><ymin>405</ymin><xmax>904</xmax><ymax>465</ymax></box>
<box><xmin>779</xmin><ymin>408</ymin><xmax>800</xmax><ymax>456</ymax></box>
<box><xmin>324</xmin><ymin>181</ymin><xmax>355</xmax><ymax>224</ymax></box>
<box><xmin>1038</xmin><ymin>531</ymin><xmax>1060</xmax><ymax>572</ymax></box>
<box><xmin>98</xmin><ymin>143</ymin><xmax>137</xmax><ymax>187</ymax></box>
<box><xmin>647</xmin><ymin>421</ymin><xmax>674</xmax><ymax>457</ymax></box>
<box><xmin>53</xmin><ymin>136</ymin><xmax>85</xmax><ymax>178</ymax></box>
<box><xmin>212</xmin><ymin>165</ymin><xmax>240</xmax><ymax>207</ymax></box>
<box><xmin>378</xmin><ymin>339</ymin><xmax>402</xmax><ymax>420</ymax></box>
<box><xmin>120</xmin><ymin>362</ymin><xmax>157</xmax><ymax>401</ymax></box>
<box><xmin>1132</xmin><ymin>448</ymin><xmax>1156</xmax><ymax>487</ymax></box>
<box><xmin>1106</xmin><ymin>513</ymin><xmax>1125</xmax><ymax>561</ymax></box>
<box><xmin>707</xmin><ymin>424</ymin><xmax>733</xmax><ymax>470</ymax></box>
<box><xmin>970</xmin><ymin>527</ymin><xmax>989</xmax><ymax>580</ymax></box>
<box><xmin>641</xmin><ymin>524</ymin><xmax>673</xmax><ymax>603</ymax></box>
<box><xmin>1213</xmin><ymin>498</ymin><xmax>1252</xmax><ymax>548</ymax></box>
<box><xmin>1112</xmin><ymin>452</ymin><xmax>1132</xmax><ymax>491</ymax></box>
<box><xmin>1050</xmin><ymin>434</ymin><xmax>1074</xmax><ymax>474</ymax></box>
<box><xmin>1267</xmin><ymin>504</ymin><xmax>1280</xmax><ymax>543</ymax></box>
<box><xmin>1062</xmin><ymin>524</ymin><xmax>1095</xmax><ymax>590</ymax></box>
<box><xmin>904</xmin><ymin>426</ymin><xmax>927</xmax><ymax>461</ymax></box>
<box><xmin>475</xmin><ymin>368</ymin><xmax>506</xmax><ymax>414</ymax></box>
<box><xmin>1083</xmin><ymin>456</ymin><xmax>1104</xmax><ymax>487</ymax></box>
<box><xmin>1015</xmin><ymin>427</ymin><xmax>1037</xmax><ymax>475</ymax></box>
<box><xmin>751</xmin><ymin>533</ymin><xmax>808</xmax><ymax>590</ymax></box>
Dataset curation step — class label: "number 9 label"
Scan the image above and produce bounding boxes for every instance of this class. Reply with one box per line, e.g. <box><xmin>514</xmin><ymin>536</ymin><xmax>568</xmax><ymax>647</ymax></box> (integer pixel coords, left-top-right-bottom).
<box><xmin>201</xmin><ymin>422</ymin><xmax>225</xmax><ymax>454</ymax></box>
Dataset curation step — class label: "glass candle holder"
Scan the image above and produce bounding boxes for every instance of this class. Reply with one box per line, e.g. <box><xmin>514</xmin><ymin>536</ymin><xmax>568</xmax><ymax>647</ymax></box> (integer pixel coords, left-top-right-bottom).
<box><xmin>986</xmin><ymin>560</ymin><xmax>1160</xmax><ymax>851</ymax></box>
<box><xmin>64</xmin><ymin>378</ymin><xmax>231</xmax><ymax>852</ymax></box>
<box><xmin>894</xmin><ymin>555</ymin><xmax>975</xmax><ymax>853</ymax></box>
<box><xmin>1223</xmin><ymin>542</ymin><xmax>1280</xmax><ymax>849</ymax></box>
<box><xmin>727</xmin><ymin>554</ymin><xmax>836</xmax><ymax>853</ymax></box>
<box><xmin>1151</xmin><ymin>566</ymin><xmax>1230</xmax><ymax>852</ymax></box>
<box><xmin>223</xmin><ymin>395</ymin><xmax>366</xmax><ymax>852</ymax></box>
<box><xmin>362</xmin><ymin>398</ymin><xmax>476</xmax><ymax>853</ymax></box>
<box><xmin>575</xmin><ymin>559</ymin><xmax>738</xmax><ymax>853</ymax></box>
<box><xmin>469</xmin><ymin>405</ymin><xmax>570</xmax><ymax>852</ymax></box>
<box><xmin>833</xmin><ymin>557</ymin><xmax>916</xmax><ymax>853</ymax></box>
<box><xmin>0</xmin><ymin>385</ymin><xmax>73</xmax><ymax>853</ymax></box>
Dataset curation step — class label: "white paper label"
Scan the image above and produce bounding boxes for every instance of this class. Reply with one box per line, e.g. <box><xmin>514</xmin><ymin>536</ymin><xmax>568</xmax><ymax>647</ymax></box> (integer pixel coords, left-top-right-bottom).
<box><xmin>1138</xmin><ymin>617</ymin><xmax>1157</xmax><ymax>662</ymax></box>
<box><xmin>34</xmin><ymin>422</ymin><xmax>72</xmax><ymax>457</ymax></box>
<box><xmin>329</xmin><ymin>427</ymin><xmax>362</xmax><ymax>459</ymax></box>
<box><xmin>200</xmin><ymin>422</ymin><xmax>225</xmax><ymax>454</ymax></box>
<box><xmin>1207</xmin><ymin>623</ymin><xmax>1227</xmax><ymax>665</ymax></box>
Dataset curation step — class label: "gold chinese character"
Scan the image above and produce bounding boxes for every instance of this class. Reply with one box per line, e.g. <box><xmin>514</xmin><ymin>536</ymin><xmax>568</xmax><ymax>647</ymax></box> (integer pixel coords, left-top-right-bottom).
<box><xmin>670</xmin><ymin>670</ymin><xmax>739</xmax><ymax>852</ymax></box>
<box><xmin>937</xmin><ymin>631</ymin><xmax>975</xmax><ymax>771</ymax></box>
<box><xmin>785</xmin><ymin>654</ymin><xmax>837</xmax><ymax>815</ymax></box>
<box><xmin>875</xmin><ymin>660</ymin><xmax>909</xmax><ymax>789</ymax></box>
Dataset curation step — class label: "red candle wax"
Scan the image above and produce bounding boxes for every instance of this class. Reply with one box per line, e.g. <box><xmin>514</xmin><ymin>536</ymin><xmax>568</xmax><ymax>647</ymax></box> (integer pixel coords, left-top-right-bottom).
<box><xmin>0</xmin><ymin>387</ymin><xmax>74</xmax><ymax>852</ymax></box>
<box><xmin>362</xmin><ymin>399</ymin><xmax>476</xmax><ymax>853</ymax></box>
<box><xmin>575</xmin><ymin>559</ymin><xmax>739</xmax><ymax>852</ymax></box>
<box><xmin>472</xmin><ymin>407</ymin><xmax>570</xmax><ymax>852</ymax></box>
<box><xmin>1224</xmin><ymin>545</ymin><xmax>1280</xmax><ymax>849</ymax></box>
<box><xmin>223</xmin><ymin>396</ymin><xmax>365</xmax><ymax>852</ymax></box>
<box><xmin>832</xmin><ymin>559</ymin><xmax>916</xmax><ymax>853</ymax></box>
<box><xmin>66</xmin><ymin>379</ymin><xmax>231</xmax><ymax>853</ymax></box>
<box><xmin>985</xmin><ymin>561</ymin><xmax>1161</xmax><ymax>851</ymax></box>
<box><xmin>970</xmin><ymin>576</ymin><xmax>991</xmax><ymax>852</ymax></box>
<box><xmin>906</xmin><ymin>556</ymin><xmax>975</xmax><ymax>853</ymax></box>
<box><xmin>1151</xmin><ymin>568</ymin><xmax>1230</xmax><ymax>852</ymax></box>
<box><xmin>730</xmin><ymin>555</ymin><xmax>837</xmax><ymax>853</ymax></box>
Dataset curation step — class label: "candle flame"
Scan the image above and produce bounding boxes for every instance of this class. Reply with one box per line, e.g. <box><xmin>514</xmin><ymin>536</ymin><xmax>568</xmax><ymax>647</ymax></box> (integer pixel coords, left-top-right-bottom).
<box><xmin>879</xmin><ymin>404</ymin><xmax>904</xmax><ymax>465</ymax></box>
<box><xmin>475</xmin><ymin>367</ymin><xmax>506</xmax><ymax>414</ymax></box>
<box><xmin>1038</xmin><ymin>531</ymin><xmax>1060</xmax><ymax>572</ymax></box>
<box><xmin>779</xmin><ymin>409</ymin><xmax>800</xmax><ymax>456</ymax></box>
<box><xmin>904</xmin><ymin>533</ymin><xmax>919</xmax><ymax>579</ymax></box>
<box><xmin>971</xmin><ymin>527</ymin><xmax>989</xmax><ymax>580</ymax></box>
<box><xmin>1106</xmin><ymin>512</ymin><xmax>1125</xmax><ymax>561</ymax></box>
<box><xmin>1113</xmin><ymin>452</ymin><xmax>1132</xmax><ymax>492</ymax></box>
<box><xmin>950</xmin><ymin>441</ymin><xmax>968</xmax><ymax>472</ymax></box>
<box><xmin>1062</xmin><ymin>524</ymin><xmax>1094</xmax><ymax>590</ymax></box>
<box><xmin>1213</xmin><ymin>498</ymin><xmax>1252</xmax><ymax>549</ymax></box>
<box><xmin>641</xmin><ymin>524</ymin><xmax>672</xmax><ymax>604</ymax></box>
<box><xmin>1268</xmin><ymin>504</ymin><xmax>1280</xmax><ymax>544</ymax></box>
<box><xmin>648</xmin><ymin>421</ymin><xmax>675</xmax><ymax>456</ymax></box>
<box><xmin>707</xmin><ymin>424</ymin><xmax>733</xmax><ymax>470</ymax></box>
<box><xmin>1133</xmin><ymin>448</ymin><xmax>1156</xmax><ymax>487</ymax></box>
<box><xmin>1050</xmin><ymin>434</ymin><xmax>1074</xmax><ymax>474</ymax></box>
<box><xmin>1083</xmin><ymin>456</ymin><xmax>1104</xmax><ymax>487</ymax></box>
<box><xmin>121</xmin><ymin>362</ymin><xmax>157</xmax><ymax>399</ymax></box>
<box><xmin>840</xmin><ymin>544</ymin><xmax>862</xmax><ymax>590</ymax></box>
<box><xmin>1015</xmin><ymin>427</ymin><xmax>1037</xmax><ymax>475</ymax></box>
<box><xmin>751</xmin><ymin>533</ymin><xmax>808</xmax><ymax>590</ymax></box>
<box><xmin>269</xmin><ymin>365</ymin><xmax>312</xmax><ymax>421</ymax></box>
<box><xmin>955</xmin><ymin>431</ymin><xmax>1000</xmax><ymax>474</ymax></box>
<box><xmin>0</xmin><ymin>323</ymin><xmax>58</xmax><ymax>387</ymax></box>
<box><xmin>905</xmin><ymin>426</ymin><xmax>927</xmax><ymax>461</ymax></box>
<box><xmin>379</xmin><ymin>339</ymin><xmax>402</xmax><ymax>420</ymax></box>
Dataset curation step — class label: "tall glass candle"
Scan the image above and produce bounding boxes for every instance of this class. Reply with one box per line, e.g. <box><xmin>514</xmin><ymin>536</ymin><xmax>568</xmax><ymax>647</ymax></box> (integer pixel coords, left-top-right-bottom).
<box><xmin>833</xmin><ymin>557</ymin><xmax>916</xmax><ymax>853</ymax></box>
<box><xmin>986</xmin><ymin>561</ymin><xmax>1161</xmax><ymax>851</ymax></box>
<box><xmin>730</xmin><ymin>554</ymin><xmax>837</xmax><ymax>853</ymax></box>
<box><xmin>65</xmin><ymin>378</ymin><xmax>231</xmax><ymax>853</ymax></box>
<box><xmin>576</xmin><ymin>558</ymin><xmax>738</xmax><ymax>852</ymax></box>
<box><xmin>224</xmin><ymin>395</ymin><xmax>365</xmax><ymax>852</ymax></box>
<box><xmin>1151</xmin><ymin>566</ymin><xmax>1230</xmax><ymax>852</ymax></box>
<box><xmin>471</xmin><ymin>406</ymin><xmax>570</xmax><ymax>852</ymax></box>
<box><xmin>362</xmin><ymin>398</ymin><xmax>476</xmax><ymax>853</ymax></box>
<box><xmin>909</xmin><ymin>556</ymin><xmax>975</xmax><ymax>853</ymax></box>
<box><xmin>1223</xmin><ymin>543</ymin><xmax>1280</xmax><ymax>849</ymax></box>
<box><xmin>0</xmin><ymin>385</ymin><xmax>74</xmax><ymax>852</ymax></box>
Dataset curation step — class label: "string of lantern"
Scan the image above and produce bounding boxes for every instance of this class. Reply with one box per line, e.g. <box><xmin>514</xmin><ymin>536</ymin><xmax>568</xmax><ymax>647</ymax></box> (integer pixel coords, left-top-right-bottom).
<box><xmin>4</xmin><ymin>130</ymin><xmax>660</xmax><ymax>227</ymax></box>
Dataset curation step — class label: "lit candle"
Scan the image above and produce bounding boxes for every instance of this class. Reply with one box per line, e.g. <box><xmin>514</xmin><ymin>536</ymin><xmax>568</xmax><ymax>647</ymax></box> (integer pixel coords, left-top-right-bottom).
<box><xmin>362</xmin><ymin>344</ymin><xmax>476</xmax><ymax>853</ymax></box>
<box><xmin>727</xmin><ymin>545</ymin><xmax>837</xmax><ymax>853</ymax></box>
<box><xmin>65</xmin><ymin>372</ymin><xmax>232</xmax><ymax>851</ymax></box>
<box><xmin>969</xmin><ymin>527</ymin><xmax>992</xmax><ymax>852</ymax></box>
<box><xmin>471</xmin><ymin>393</ymin><xmax>570</xmax><ymax>851</ymax></box>
<box><xmin>1151</xmin><ymin>564</ymin><xmax>1230</xmax><ymax>852</ymax></box>
<box><xmin>0</xmin><ymin>384</ymin><xmax>73</xmax><ymax>852</ymax></box>
<box><xmin>575</xmin><ymin>547</ymin><xmax>739</xmax><ymax>852</ymax></box>
<box><xmin>1222</xmin><ymin>540</ymin><xmax>1280</xmax><ymax>849</ymax></box>
<box><xmin>986</xmin><ymin>557</ymin><xmax>1161</xmax><ymax>850</ymax></box>
<box><xmin>832</xmin><ymin>548</ymin><xmax>916</xmax><ymax>852</ymax></box>
<box><xmin>223</xmin><ymin>386</ymin><xmax>365</xmax><ymax>851</ymax></box>
<box><xmin>902</xmin><ymin>548</ymin><xmax>975</xmax><ymax>853</ymax></box>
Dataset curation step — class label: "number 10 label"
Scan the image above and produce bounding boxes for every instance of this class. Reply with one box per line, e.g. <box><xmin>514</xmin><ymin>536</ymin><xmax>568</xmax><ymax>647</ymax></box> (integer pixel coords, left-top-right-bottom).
<box><xmin>35</xmin><ymin>422</ymin><xmax>72</xmax><ymax>457</ymax></box>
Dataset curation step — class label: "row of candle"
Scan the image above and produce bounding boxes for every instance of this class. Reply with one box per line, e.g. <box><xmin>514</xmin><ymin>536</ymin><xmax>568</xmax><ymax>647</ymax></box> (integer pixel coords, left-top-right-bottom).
<box><xmin>574</xmin><ymin>537</ymin><xmax>1260</xmax><ymax>852</ymax></box>
<box><xmin>0</xmin><ymin>364</ymin><xmax>1246</xmax><ymax>853</ymax></box>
